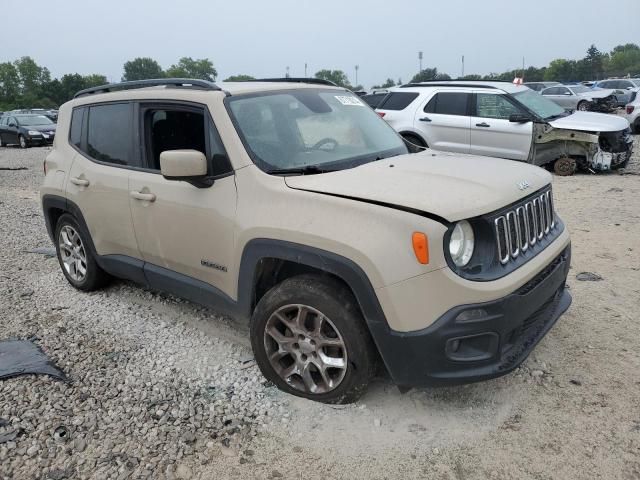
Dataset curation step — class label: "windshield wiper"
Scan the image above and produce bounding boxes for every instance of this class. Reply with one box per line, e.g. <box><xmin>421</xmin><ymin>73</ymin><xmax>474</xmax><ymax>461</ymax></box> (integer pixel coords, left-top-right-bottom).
<box><xmin>266</xmin><ymin>165</ymin><xmax>336</xmax><ymax>175</ymax></box>
<box><xmin>544</xmin><ymin>112</ymin><xmax>570</xmax><ymax>121</ymax></box>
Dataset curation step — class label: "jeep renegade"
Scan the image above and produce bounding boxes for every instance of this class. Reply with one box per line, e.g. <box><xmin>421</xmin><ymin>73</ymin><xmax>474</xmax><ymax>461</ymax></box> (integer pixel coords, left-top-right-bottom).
<box><xmin>41</xmin><ymin>78</ymin><xmax>572</xmax><ymax>403</ymax></box>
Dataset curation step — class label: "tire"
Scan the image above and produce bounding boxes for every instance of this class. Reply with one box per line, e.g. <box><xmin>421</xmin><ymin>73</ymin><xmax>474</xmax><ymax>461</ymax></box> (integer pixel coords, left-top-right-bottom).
<box><xmin>0</xmin><ymin>136</ymin><xmax>3</xmax><ymax>147</ymax></box>
<box><xmin>250</xmin><ymin>274</ymin><xmax>378</xmax><ymax>404</ymax></box>
<box><xmin>18</xmin><ymin>135</ymin><xmax>28</xmax><ymax>149</ymax></box>
<box><xmin>54</xmin><ymin>213</ymin><xmax>110</xmax><ymax>291</ymax></box>
<box><xmin>553</xmin><ymin>157</ymin><xmax>577</xmax><ymax>176</ymax></box>
<box><xmin>634</xmin><ymin>119</ymin><xmax>640</xmax><ymax>134</ymax></box>
<box><xmin>577</xmin><ymin>101</ymin><xmax>589</xmax><ymax>112</ymax></box>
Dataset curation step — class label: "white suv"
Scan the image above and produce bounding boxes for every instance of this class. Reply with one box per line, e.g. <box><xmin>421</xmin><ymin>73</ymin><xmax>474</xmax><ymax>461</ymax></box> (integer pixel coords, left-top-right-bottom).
<box><xmin>377</xmin><ymin>81</ymin><xmax>633</xmax><ymax>173</ymax></box>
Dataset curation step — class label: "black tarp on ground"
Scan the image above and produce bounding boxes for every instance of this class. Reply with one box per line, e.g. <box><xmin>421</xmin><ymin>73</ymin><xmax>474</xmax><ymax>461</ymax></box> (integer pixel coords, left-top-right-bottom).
<box><xmin>0</xmin><ymin>339</ymin><xmax>66</xmax><ymax>381</ymax></box>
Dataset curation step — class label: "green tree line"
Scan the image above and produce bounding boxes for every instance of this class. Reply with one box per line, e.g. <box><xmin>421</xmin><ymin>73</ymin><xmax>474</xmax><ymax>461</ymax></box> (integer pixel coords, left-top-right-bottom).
<box><xmin>1</xmin><ymin>43</ymin><xmax>638</xmax><ymax>110</ymax></box>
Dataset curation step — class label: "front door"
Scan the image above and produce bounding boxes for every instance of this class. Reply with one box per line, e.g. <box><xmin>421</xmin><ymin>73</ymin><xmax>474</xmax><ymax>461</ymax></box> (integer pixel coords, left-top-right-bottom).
<box><xmin>541</xmin><ymin>86</ymin><xmax>574</xmax><ymax>109</ymax></box>
<box><xmin>414</xmin><ymin>91</ymin><xmax>471</xmax><ymax>153</ymax></box>
<box><xmin>128</xmin><ymin>102</ymin><xmax>237</xmax><ymax>297</ymax></box>
<box><xmin>469</xmin><ymin>92</ymin><xmax>533</xmax><ymax>161</ymax></box>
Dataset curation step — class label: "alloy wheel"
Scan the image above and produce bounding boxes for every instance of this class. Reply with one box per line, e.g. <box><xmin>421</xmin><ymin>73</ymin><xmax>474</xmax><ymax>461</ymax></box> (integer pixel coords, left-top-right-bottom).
<box><xmin>19</xmin><ymin>136</ymin><xmax>27</xmax><ymax>148</ymax></box>
<box><xmin>263</xmin><ymin>304</ymin><xmax>348</xmax><ymax>394</ymax></box>
<box><xmin>58</xmin><ymin>225</ymin><xmax>88</xmax><ymax>282</ymax></box>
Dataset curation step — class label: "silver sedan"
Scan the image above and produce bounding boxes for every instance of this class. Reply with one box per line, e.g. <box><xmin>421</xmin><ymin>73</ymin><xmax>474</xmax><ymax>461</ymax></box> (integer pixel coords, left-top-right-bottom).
<box><xmin>540</xmin><ymin>85</ymin><xmax>618</xmax><ymax>112</ymax></box>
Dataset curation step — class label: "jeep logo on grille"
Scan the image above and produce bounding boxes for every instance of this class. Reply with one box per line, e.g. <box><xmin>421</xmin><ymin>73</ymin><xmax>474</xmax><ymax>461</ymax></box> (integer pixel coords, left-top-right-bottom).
<box><xmin>517</xmin><ymin>180</ymin><xmax>531</xmax><ymax>191</ymax></box>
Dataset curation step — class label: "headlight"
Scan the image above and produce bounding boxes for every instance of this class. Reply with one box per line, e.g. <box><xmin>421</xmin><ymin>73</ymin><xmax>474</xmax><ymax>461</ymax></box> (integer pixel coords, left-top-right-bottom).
<box><xmin>449</xmin><ymin>220</ymin><xmax>475</xmax><ymax>267</ymax></box>
<box><xmin>27</xmin><ymin>130</ymin><xmax>42</xmax><ymax>136</ymax></box>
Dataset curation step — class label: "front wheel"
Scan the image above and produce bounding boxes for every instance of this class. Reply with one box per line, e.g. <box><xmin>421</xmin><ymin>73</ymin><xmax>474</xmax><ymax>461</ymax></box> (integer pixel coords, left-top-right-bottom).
<box><xmin>18</xmin><ymin>135</ymin><xmax>28</xmax><ymax>149</ymax></box>
<box><xmin>577</xmin><ymin>101</ymin><xmax>589</xmax><ymax>112</ymax></box>
<box><xmin>250</xmin><ymin>274</ymin><xmax>378</xmax><ymax>404</ymax></box>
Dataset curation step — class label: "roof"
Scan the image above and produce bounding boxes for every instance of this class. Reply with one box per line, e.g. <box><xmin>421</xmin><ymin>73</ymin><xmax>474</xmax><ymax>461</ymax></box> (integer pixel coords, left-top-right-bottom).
<box><xmin>395</xmin><ymin>80</ymin><xmax>531</xmax><ymax>94</ymax></box>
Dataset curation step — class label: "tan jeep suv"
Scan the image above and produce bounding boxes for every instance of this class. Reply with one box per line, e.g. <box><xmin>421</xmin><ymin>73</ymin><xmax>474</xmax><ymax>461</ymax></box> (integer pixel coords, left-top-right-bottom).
<box><xmin>41</xmin><ymin>78</ymin><xmax>572</xmax><ymax>403</ymax></box>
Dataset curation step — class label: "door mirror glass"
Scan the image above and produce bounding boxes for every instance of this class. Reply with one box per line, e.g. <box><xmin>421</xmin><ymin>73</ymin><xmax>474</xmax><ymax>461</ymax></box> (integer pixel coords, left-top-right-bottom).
<box><xmin>160</xmin><ymin>150</ymin><xmax>208</xmax><ymax>180</ymax></box>
<box><xmin>8</xmin><ymin>121</ymin><xmax>17</xmax><ymax>127</ymax></box>
<box><xmin>509</xmin><ymin>113</ymin><xmax>532</xmax><ymax>123</ymax></box>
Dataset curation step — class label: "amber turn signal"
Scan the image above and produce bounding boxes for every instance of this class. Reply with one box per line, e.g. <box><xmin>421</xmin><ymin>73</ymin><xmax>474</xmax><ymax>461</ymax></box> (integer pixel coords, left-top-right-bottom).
<box><xmin>412</xmin><ymin>232</ymin><xmax>429</xmax><ymax>264</ymax></box>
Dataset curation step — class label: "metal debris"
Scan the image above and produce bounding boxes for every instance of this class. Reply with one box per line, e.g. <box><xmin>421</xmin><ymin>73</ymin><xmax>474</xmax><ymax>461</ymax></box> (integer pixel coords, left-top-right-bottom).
<box><xmin>576</xmin><ymin>272</ymin><xmax>603</xmax><ymax>282</ymax></box>
<box><xmin>26</xmin><ymin>246</ymin><xmax>57</xmax><ymax>257</ymax></box>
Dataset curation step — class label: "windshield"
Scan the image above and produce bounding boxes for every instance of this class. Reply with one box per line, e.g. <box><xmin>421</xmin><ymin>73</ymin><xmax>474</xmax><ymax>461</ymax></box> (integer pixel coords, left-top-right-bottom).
<box><xmin>227</xmin><ymin>89</ymin><xmax>407</xmax><ymax>173</ymax></box>
<box><xmin>569</xmin><ymin>86</ymin><xmax>591</xmax><ymax>94</ymax></box>
<box><xmin>16</xmin><ymin>115</ymin><xmax>53</xmax><ymax>126</ymax></box>
<box><xmin>512</xmin><ymin>89</ymin><xmax>566</xmax><ymax>120</ymax></box>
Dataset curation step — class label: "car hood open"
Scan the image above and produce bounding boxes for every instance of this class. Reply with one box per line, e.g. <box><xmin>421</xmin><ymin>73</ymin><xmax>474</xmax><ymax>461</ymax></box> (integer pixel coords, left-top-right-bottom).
<box><xmin>548</xmin><ymin>111</ymin><xmax>629</xmax><ymax>132</ymax></box>
<box><xmin>284</xmin><ymin>151</ymin><xmax>551</xmax><ymax>223</ymax></box>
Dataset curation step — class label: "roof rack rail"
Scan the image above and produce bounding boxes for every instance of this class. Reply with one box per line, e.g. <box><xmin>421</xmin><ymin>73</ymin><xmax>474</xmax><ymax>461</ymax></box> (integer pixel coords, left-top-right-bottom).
<box><xmin>400</xmin><ymin>82</ymin><xmax>499</xmax><ymax>89</ymax></box>
<box><xmin>244</xmin><ymin>77</ymin><xmax>338</xmax><ymax>87</ymax></box>
<box><xmin>74</xmin><ymin>78</ymin><xmax>221</xmax><ymax>98</ymax></box>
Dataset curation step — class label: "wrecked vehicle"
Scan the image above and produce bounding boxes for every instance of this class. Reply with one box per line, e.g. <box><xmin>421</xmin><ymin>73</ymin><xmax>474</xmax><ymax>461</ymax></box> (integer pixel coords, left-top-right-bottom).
<box><xmin>540</xmin><ymin>85</ymin><xmax>618</xmax><ymax>113</ymax></box>
<box><xmin>41</xmin><ymin>77</ymin><xmax>572</xmax><ymax>403</ymax></box>
<box><xmin>375</xmin><ymin>81</ymin><xmax>633</xmax><ymax>174</ymax></box>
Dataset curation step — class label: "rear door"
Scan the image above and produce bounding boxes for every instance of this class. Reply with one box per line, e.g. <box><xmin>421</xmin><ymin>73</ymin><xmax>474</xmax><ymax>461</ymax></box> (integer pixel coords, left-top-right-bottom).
<box><xmin>469</xmin><ymin>92</ymin><xmax>533</xmax><ymax>160</ymax></box>
<box><xmin>128</xmin><ymin>101</ymin><xmax>237</xmax><ymax>297</ymax></box>
<box><xmin>65</xmin><ymin>103</ymin><xmax>142</xmax><ymax>261</ymax></box>
<box><xmin>414</xmin><ymin>91</ymin><xmax>471</xmax><ymax>153</ymax></box>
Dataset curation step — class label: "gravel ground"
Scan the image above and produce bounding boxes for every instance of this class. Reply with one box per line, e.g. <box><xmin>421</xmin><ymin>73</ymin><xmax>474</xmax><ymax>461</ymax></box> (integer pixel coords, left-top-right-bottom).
<box><xmin>1</xmin><ymin>136</ymin><xmax>639</xmax><ymax>479</ymax></box>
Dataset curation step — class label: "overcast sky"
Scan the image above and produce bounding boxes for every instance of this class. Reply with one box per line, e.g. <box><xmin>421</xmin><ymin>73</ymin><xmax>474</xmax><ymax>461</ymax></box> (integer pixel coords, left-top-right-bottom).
<box><xmin>5</xmin><ymin>0</ymin><xmax>639</xmax><ymax>87</ymax></box>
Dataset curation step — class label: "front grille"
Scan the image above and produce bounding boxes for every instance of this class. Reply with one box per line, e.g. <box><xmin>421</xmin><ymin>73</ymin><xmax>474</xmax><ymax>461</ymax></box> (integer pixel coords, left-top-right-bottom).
<box><xmin>494</xmin><ymin>189</ymin><xmax>556</xmax><ymax>265</ymax></box>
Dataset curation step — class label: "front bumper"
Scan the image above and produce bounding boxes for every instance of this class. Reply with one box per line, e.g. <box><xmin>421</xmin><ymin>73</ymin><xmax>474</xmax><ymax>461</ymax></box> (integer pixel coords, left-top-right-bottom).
<box><xmin>373</xmin><ymin>245</ymin><xmax>571</xmax><ymax>388</ymax></box>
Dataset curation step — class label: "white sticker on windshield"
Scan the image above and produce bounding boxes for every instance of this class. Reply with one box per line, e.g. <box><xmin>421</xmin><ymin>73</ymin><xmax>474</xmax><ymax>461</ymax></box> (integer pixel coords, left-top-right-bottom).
<box><xmin>335</xmin><ymin>95</ymin><xmax>364</xmax><ymax>106</ymax></box>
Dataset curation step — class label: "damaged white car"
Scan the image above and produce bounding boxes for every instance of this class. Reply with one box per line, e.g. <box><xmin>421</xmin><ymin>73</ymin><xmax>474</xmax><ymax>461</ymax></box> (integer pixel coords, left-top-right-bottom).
<box><xmin>375</xmin><ymin>81</ymin><xmax>633</xmax><ymax>175</ymax></box>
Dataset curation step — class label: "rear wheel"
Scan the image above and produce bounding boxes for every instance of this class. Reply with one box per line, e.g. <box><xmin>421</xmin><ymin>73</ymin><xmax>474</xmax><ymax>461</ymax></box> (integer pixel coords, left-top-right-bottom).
<box><xmin>18</xmin><ymin>135</ymin><xmax>28</xmax><ymax>149</ymax></box>
<box><xmin>250</xmin><ymin>274</ymin><xmax>377</xmax><ymax>404</ymax></box>
<box><xmin>577</xmin><ymin>101</ymin><xmax>589</xmax><ymax>112</ymax></box>
<box><xmin>55</xmin><ymin>214</ymin><xmax>110</xmax><ymax>291</ymax></box>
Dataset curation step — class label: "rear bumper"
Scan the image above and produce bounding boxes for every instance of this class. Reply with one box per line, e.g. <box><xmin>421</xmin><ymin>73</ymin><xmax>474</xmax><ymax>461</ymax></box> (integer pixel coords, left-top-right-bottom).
<box><xmin>373</xmin><ymin>246</ymin><xmax>571</xmax><ymax>388</ymax></box>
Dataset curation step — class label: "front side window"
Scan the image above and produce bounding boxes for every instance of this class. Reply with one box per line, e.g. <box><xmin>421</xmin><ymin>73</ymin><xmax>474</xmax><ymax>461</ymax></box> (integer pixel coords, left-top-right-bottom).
<box><xmin>227</xmin><ymin>89</ymin><xmax>406</xmax><ymax>173</ymax></box>
<box><xmin>475</xmin><ymin>94</ymin><xmax>521</xmax><ymax>119</ymax></box>
<box><xmin>86</xmin><ymin>103</ymin><xmax>132</xmax><ymax>165</ymax></box>
<box><xmin>569</xmin><ymin>86</ymin><xmax>590</xmax><ymax>94</ymax></box>
<box><xmin>141</xmin><ymin>106</ymin><xmax>230</xmax><ymax>176</ymax></box>
<box><xmin>424</xmin><ymin>92</ymin><xmax>470</xmax><ymax>116</ymax></box>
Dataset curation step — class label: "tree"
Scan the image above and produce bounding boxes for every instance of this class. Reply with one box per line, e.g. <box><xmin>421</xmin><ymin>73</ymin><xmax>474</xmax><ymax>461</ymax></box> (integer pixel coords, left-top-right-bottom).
<box><xmin>0</xmin><ymin>62</ymin><xmax>20</xmax><ymax>109</ymax></box>
<box><xmin>14</xmin><ymin>57</ymin><xmax>49</xmax><ymax>96</ymax></box>
<box><xmin>314</xmin><ymin>69</ymin><xmax>352</xmax><ymax>88</ymax></box>
<box><xmin>122</xmin><ymin>58</ymin><xmax>164</xmax><ymax>82</ymax></box>
<box><xmin>544</xmin><ymin>59</ymin><xmax>578</xmax><ymax>82</ymax></box>
<box><xmin>410</xmin><ymin>68</ymin><xmax>451</xmax><ymax>83</ymax></box>
<box><xmin>606</xmin><ymin>43</ymin><xmax>640</xmax><ymax>77</ymax></box>
<box><xmin>461</xmin><ymin>74</ymin><xmax>482</xmax><ymax>80</ymax></box>
<box><xmin>223</xmin><ymin>74</ymin><xmax>255</xmax><ymax>81</ymax></box>
<box><xmin>583</xmin><ymin>44</ymin><xmax>605</xmax><ymax>80</ymax></box>
<box><xmin>166</xmin><ymin>57</ymin><xmax>217</xmax><ymax>81</ymax></box>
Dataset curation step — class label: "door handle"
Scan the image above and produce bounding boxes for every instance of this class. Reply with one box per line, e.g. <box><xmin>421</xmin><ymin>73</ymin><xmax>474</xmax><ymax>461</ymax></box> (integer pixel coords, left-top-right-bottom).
<box><xmin>130</xmin><ymin>191</ymin><xmax>156</xmax><ymax>202</ymax></box>
<box><xmin>419</xmin><ymin>116</ymin><xmax>432</xmax><ymax>122</ymax></box>
<box><xmin>70</xmin><ymin>177</ymin><xmax>90</xmax><ymax>187</ymax></box>
<box><xmin>476</xmin><ymin>122</ymin><xmax>490</xmax><ymax>128</ymax></box>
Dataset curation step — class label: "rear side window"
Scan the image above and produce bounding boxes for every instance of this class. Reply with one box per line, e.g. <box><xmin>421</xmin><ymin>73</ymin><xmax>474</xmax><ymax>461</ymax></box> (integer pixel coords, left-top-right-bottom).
<box><xmin>378</xmin><ymin>92</ymin><xmax>419</xmax><ymax>110</ymax></box>
<box><xmin>85</xmin><ymin>103</ymin><xmax>132</xmax><ymax>165</ymax></box>
<box><xmin>69</xmin><ymin>108</ymin><xmax>84</xmax><ymax>148</ymax></box>
<box><xmin>424</xmin><ymin>92</ymin><xmax>470</xmax><ymax>116</ymax></box>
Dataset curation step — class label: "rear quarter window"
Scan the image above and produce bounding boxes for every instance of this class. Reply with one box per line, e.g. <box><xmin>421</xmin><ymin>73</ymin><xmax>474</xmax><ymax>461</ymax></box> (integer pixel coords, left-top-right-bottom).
<box><xmin>378</xmin><ymin>92</ymin><xmax>419</xmax><ymax>110</ymax></box>
<box><xmin>69</xmin><ymin>108</ymin><xmax>84</xmax><ymax>148</ymax></box>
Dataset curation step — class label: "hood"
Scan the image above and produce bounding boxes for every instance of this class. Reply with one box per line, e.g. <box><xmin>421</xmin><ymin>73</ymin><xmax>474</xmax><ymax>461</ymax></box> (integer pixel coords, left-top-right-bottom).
<box><xmin>25</xmin><ymin>124</ymin><xmax>56</xmax><ymax>132</ymax></box>
<box><xmin>548</xmin><ymin>111</ymin><xmax>629</xmax><ymax>132</ymax></box>
<box><xmin>578</xmin><ymin>89</ymin><xmax>615</xmax><ymax>100</ymax></box>
<box><xmin>284</xmin><ymin>151</ymin><xmax>551</xmax><ymax>222</ymax></box>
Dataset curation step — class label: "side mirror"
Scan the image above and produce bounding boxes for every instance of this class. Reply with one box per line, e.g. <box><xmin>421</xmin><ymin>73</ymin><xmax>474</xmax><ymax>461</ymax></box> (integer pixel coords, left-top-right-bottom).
<box><xmin>8</xmin><ymin>122</ymin><xmax>17</xmax><ymax>127</ymax></box>
<box><xmin>160</xmin><ymin>149</ymin><xmax>208</xmax><ymax>182</ymax></box>
<box><xmin>509</xmin><ymin>113</ymin><xmax>532</xmax><ymax>123</ymax></box>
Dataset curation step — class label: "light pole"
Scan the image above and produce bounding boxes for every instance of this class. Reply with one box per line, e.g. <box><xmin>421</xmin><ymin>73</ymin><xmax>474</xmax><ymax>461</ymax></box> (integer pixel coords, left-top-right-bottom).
<box><xmin>355</xmin><ymin>65</ymin><xmax>359</xmax><ymax>86</ymax></box>
<box><xmin>304</xmin><ymin>63</ymin><xmax>308</xmax><ymax>77</ymax></box>
<box><xmin>418</xmin><ymin>51</ymin><xmax>423</xmax><ymax>73</ymax></box>
<box><xmin>286</xmin><ymin>66</ymin><xmax>290</xmax><ymax>78</ymax></box>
